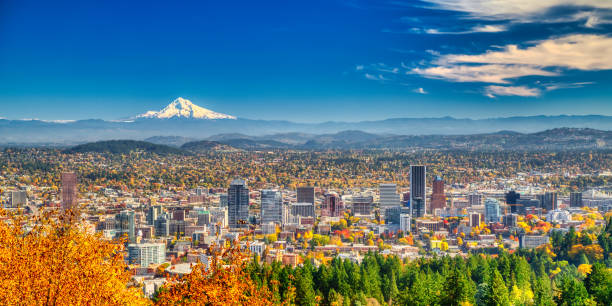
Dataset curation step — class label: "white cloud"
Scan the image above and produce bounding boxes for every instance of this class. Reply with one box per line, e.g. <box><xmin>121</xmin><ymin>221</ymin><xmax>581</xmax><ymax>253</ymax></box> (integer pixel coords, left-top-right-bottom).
<box><xmin>484</xmin><ymin>85</ymin><xmax>541</xmax><ymax>98</ymax></box>
<box><xmin>413</xmin><ymin>34</ymin><xmax>612</xmax><ymax>85</ymax></box>
<box><xmin>412</xmin><ymin>64</ymin><xmax>557</xmax><ymax>83</ymax></box>
<box><xmin>471</xmin><ymin>24</ymin><xmax>506</xmax><ymax>32</ymax></box>
<box><xmin>413</xmin><ymin>87</ymin><xmax>428</xmax><ymax>94</ymax></box>
<box><xmin>422</xmin><ymin>24</ymin><xmax>507</xmax><ymax>34</ymax></box>
<box><xmin>420</xmin><ymin>0</ymin><xmax>612</xmax><ymax>21</ymax></box>
<box><xmin>440</xmin><ymin>34</ymin><xmax>612</xmax><ymax>70</ymax></box>
<box><xmin>355</xmin><ymin>65</ymin><xmax>364</xmax><ymax>71</ymax></box>
<box><xmin>364</xmin><ymin>73</ymin><xmax>388</xmax><ymax>81</ymax></box>
<box><xmin>543</xmin><ymin>81</ymin><xmax>594</xmax><ymax>91</ymax></box>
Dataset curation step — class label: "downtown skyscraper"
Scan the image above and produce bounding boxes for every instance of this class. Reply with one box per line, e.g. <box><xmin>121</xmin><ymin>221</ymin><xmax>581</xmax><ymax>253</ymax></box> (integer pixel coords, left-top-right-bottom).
<box><xmin>228</xmin><ymin>179</ymin><xmax>250</xmax><ymax>229</ymax></box>
<box><xmin>430</xmin><ymin>176</ymin><xmax>446</xmax><ymax>214</ymax></box>
<box><xmin>61</xmin><ymin>172</ymin><xmax>78</xmax><ymax>212</ymax></box>
<box><xmin>410</xmin><ymin>165</ymin><xmax>426</xmax><ymax>218</ymax></box>
<box><xmin>260</xmin><ymin>190</ymin><xmax>282</xmax><ymax>224</ymax></box>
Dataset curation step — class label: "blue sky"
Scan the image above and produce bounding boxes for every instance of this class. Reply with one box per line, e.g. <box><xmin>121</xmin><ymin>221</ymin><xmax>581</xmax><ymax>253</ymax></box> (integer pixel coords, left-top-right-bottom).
<box><xmin>1</xmin><ymin>0</ymin><xmax>611</xmax><ymax>122</ymax></box>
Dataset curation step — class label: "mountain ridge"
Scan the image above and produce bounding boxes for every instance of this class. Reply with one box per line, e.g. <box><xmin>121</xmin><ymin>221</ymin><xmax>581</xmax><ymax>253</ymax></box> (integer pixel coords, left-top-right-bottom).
<box><xmin>1</xmin><ymin>111</ymin><xmax>611</xmax><ymax>144</ymax></box>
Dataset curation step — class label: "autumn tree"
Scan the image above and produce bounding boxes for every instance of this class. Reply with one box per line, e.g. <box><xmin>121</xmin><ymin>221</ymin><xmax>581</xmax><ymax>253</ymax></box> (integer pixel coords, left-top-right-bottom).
<box><xmin>0</xmin><ymin>209</ymin><xmax>147</xmax><ymax>305</ymax></box>
<box><xmin>154</xmin><ymin>245</ymin><xmax>272</xmax><ymax>305</ymax></box>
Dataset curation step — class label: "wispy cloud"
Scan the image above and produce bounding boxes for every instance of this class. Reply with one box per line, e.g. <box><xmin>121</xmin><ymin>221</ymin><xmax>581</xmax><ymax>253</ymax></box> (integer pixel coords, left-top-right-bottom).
<box><xmin>542</xmin><ymin>81</ymin><xmax>595</xmax><ymax>91</ymax></box>
<box><xmin>484</xmin><ymin>85</ymin><xmax>541</xmax><ymax>98</ymax></box>
<box><xmin>412</xmin><ymin>34</ymin><xmax>612</xmax><ymax>84</ymax></box>
<box><xmin>419</xmin><ymin>0</ymin><xmax>612</xmax><ymax>22</ymax></box>
<box><xmin>419</xmin><ymin>24</ymin><xmax>507</xmax><ymax>35</ymax></box>
<box><xmin>412</xmin><ymin>64</ymin><xmax>557</xmax><ymax>84</ymax></box>
<box><xmin>439</xmin><ymin>35</ymin><xmax>612</xmax><ymax>70</ymax></box>
<box><xmin>364</xmin><ymin>73</ymin><xmax>387</xmax><ymax>81</ymax></box>
<box><xmin>413</xmin><ymin>87</ymin><xmax>428</xmax><ymax>94</ymax></box>
<box><xmin>410</xmin><ymin>34</ymin><xmax>612</xmax><ymax>96</ymax></box>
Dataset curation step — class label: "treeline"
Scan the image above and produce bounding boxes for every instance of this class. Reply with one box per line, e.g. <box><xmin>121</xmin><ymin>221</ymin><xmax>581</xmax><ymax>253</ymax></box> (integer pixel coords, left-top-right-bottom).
<box><xmin>248</xmin><ymin>220</ymin><xmax>612</xmax><ymax>306</ymax></box>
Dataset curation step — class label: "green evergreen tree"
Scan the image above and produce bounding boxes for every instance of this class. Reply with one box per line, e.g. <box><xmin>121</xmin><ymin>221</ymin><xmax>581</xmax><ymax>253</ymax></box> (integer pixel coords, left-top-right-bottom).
<box><xmin>556</xmin><ymin>275</ymin><xmax>593</xmax><ymax>306</ymax></box>
<box><xmin>295</xmin><ymin>268</ymin><xmax>316</xmax><ymax>306</ymax></box>
<box><xmin>533</xmin><ymin>275</ymin><xmax>555</xmax><ymax>306</ymax></box>
<box><xmin>488</xmin><ymin>269</ymin><xmax>511</xmax><ymax>306</ymax></box>
<box><xmin>442</xmin><ymin>267</ymin><xmax>476</xmax><ymax>305</ymax></box>
<box><xmin>584</xmin><ymin>262</ymin><xmax>612</xmax><ymax>306</ymax></box>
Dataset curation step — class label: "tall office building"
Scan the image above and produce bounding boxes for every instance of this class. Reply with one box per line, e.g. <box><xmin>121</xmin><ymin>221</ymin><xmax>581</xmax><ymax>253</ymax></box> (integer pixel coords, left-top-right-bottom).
<box><xmin>410</xmin><ymin>165</ymin><xmax>426</xmax><ymax>218</ymax></box>
<box><xmin>505</xmin><ymin>190</ymin><xmax>521</xmax><ymax>213</ymax></box>
<box><xmin>379</xmin><ymin>184</ymin><xmax>401</xmax><ymax>208</ymax></box>
<box><xmin>61</xmin><ymin>172</ymin><xmax>78</xmax><ymax>211</ymax></box>
<box><xmin>430</xmin><ymin>176</ymin><xmax>446</xmax><ymax>214</ymax></box>
<box><xmin>538</xmin><ymin>192</ymin><xmax>558</xmax><ymax>211</ymax></box>
<box><xmin>468</xmin><ymin>194</ymin><xmax>483</xmax><ymax>206</ymax></box>
<box><xmin>400</xmin><ymin>214</ymin><xmax>411</xmax><ymax>233</ymax></box>
<box><xmin>323</xmin><ymin>193</ymin><xmax>343</xmax><ymax>217</ymax></box>
<box><xmin>484</xmin><ymin>198</ymin><xmax>501</xmax><ymax>223</ymax></box>
<box><xmin>570</xmin><ymin>192</ymin><xmax>583</xmax><ymax>208</ymax></box>
<box><xmin>261</xmin><ymin>190</ymin><xmax>282</xmax><ymax>224</ymax></box>
<box><xmin>291</xmin><ymin>202</ymin><xmax>315</xmax><ymax>218</ymax></box>
<box><xmin>147</xmin><ymin>205</ymin><xmax>163</xmax><ymax>225</ymax></box>
<box><xmin>297</xmin><ymin>186</ymin><xmax>315</xmax><ymax>204</ymax></box>
<box><xmin>154</xmin><ymin>214</ymin><xmax>170</xmax><ymax>237</ymax></box>
<box><xmin>10</xmin><ymin>191</ymin><xmax>27</xmax><ymax>208</ymax></box>
<box><xmin>127</xmin><ymin>243</ymin><xmax>166</xmax><ymax>266</ymax></box>
<box><xmin>228</xmin><ymin>179</ymin><xmax>250</xmax><ymax>229</ymax></box>
<box><xmin>153</xmin><ymin>214</ymin><xmax>170</xmax><ymax>237</ymax></box>
<box><xmin>352</xmin><ymin>195</ymin><xmax>373</xmax><ymax>216</ymax></box>
<box><xmin>469</xmin><ymin>213</ymin><xmax>481</xmax><ymax>227</ymax></box>
<box><xmin>116</xmin><ymin>210</ymin><xmax>136</xmax><ymax>242</ymax></box>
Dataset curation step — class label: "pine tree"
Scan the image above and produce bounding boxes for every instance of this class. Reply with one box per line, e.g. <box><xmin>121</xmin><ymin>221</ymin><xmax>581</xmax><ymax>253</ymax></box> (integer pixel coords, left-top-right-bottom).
<box><xmin>584</xmin><ymin>262</ymin><xmax>612</xmax><ymax>305</ymax></box>
<box><xmin>533</xmin><ymin>275</ymin><xmax>555</xmax><ymax>306</ymax></box>
<box><xmin>488</xmin><ymin>269</ymin><xmax>510</xmax><ymax>306</ymax></box>
<box><xmin>295</xmin><ymin>268</ymin><xmax>316</xmax><ymax>306</ymax></box>
<box><xmin>556</xmin><ymin>275</ymin><xmax>592</xmax><ymax>306</ymax></box>
<box><xmin>442</xmin><ymin>267</ymin><xmax>476</xmax><ymax>305</ymax></box>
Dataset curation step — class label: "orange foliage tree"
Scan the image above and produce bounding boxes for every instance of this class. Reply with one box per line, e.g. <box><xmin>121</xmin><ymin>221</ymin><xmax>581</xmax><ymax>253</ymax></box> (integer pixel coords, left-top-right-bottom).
<box><xmin>153</xmin><ymin>245</ymin><xmax>272</xmax><ymax>305</ymax></box>
<box><xmin>0</xmin><ymin>209</ymin><xmax>148</xmax><ymax>305</ymax></box>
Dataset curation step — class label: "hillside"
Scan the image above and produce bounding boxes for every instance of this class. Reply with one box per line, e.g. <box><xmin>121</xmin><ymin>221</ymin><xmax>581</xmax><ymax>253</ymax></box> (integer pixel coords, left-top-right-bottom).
<box><xmin>200</xmin><ymin>128</ymin><xmax>612</xmax><ymax>151</ymax></box>
<box><xmin>63</xmin><ymin>140</ymin><xmax>186</xmax><ymax>155</ymax></box>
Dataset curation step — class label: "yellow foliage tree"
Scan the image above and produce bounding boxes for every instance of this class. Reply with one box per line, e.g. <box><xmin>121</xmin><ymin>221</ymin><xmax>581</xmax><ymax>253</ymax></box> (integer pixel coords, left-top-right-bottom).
<box><xmin>154</xmin><ymin>246</ymin><xmax>272</xmax><ymax>305</ymax></box>
<box><xmin>0</xmin><ymin>209</ymin><xmax>148</xmax><ymax>305</ymax></box>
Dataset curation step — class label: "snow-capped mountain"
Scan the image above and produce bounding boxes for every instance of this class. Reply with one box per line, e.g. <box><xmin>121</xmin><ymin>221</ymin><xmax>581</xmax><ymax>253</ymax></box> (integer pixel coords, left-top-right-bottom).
<box><xmin>136</xmin><ymin>97</ymin><xmax>236</xmax><ymax>120</ymax></box>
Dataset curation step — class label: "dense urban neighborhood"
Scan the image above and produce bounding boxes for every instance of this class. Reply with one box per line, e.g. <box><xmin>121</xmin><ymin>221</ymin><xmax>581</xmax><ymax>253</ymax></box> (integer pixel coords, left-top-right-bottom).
<box><xmin>1</xmin><ymin>148</ymin><xmax>611</xmax><ymax>304</ymax></box>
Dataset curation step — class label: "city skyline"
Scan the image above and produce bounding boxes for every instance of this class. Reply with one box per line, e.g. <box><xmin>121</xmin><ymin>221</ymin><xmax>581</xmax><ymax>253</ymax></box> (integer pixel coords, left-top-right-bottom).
<box><xmin>1</xmin><ymin>1</ymin><xmax>612</xmax><ymax>122</ymax></box>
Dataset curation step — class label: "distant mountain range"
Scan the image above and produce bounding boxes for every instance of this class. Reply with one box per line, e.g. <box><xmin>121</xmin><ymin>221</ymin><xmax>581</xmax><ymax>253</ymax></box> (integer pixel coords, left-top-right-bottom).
<box><xmin>1</xmin><ymin>97</ymin><xmax>611</xmax><ymax>145</ymax></box>
<box><xmin>146</xmin><ymin>128</ymin><xmax>612</xmax><ymax>151</ymax></box>
<box><xmin>60</xmin><ymin>128</ymin><xmax>611</xmax><ymax>153</ymax></box>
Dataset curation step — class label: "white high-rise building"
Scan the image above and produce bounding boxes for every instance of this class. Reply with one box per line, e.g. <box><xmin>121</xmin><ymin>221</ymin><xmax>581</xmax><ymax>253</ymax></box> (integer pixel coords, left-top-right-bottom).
<box><xmin>261</xmin><ymin>190</ymin><xmax>282</xmax><ymax>224</ymax></box>
<box><xmin>379</xmin><ymin>184</ymin><xmax>401</xmax><ymax>208</ymax></box>
<box><xmin>484</xmin><ymin>198</ymin><xmax>501</xmax><ymax>223</ymax></box>
<box><xmin>127</xmin><ymin>243</ymin><xmax>166</xmax><ymax>266</ymax></box>
<box><xmin>400</xmin><ymin>213</ymin><xmax>411</xmax><ymax>233</ymax></box>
